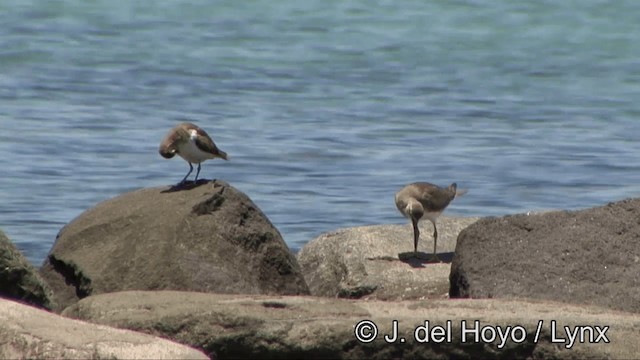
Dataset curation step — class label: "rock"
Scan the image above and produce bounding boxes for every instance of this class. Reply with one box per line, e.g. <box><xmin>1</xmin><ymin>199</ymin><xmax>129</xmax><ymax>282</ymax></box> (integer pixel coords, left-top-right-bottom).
<box><xmin>40</xmin><ymin>180</ymin><xmax>309</xmax><ymax>312</ymax></box>
<box><xmin>0</xmin><ymin>297</ymin><xmax>207</xmax><ymax>359</ymax></box>
<box><xmin>297</xmin><ymin>218</ymin><xmax>479</xmax><ymax>300</ymax></box>
<box><xmin>0</xmin><ymin>229</ymin><xmax>54</xmax><ymax>309</ymax></box>
<box><xmin>63</xmin><ymin>290</ymin><xmax>640</xmax><ymax>359</ymax></box>
<box><xmin>450</xmin><ymin>198</ymin><xmax>640</xmax><ymax>313</ymax></box>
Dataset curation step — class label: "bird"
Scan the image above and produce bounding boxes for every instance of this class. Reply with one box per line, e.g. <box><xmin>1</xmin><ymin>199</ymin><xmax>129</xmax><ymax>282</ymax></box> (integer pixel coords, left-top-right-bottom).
<box><xmin>395</xmin><ymin>182</ymin><xmax>467</xmax><ymax>261</ymax></box>
<box><xmin>159</xmin><ymin>122</ymin><xmax>228</xmax><ymax>184</ymax></box>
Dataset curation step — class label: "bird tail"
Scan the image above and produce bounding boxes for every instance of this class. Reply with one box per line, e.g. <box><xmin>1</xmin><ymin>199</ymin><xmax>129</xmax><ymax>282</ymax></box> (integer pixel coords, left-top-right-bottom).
<box><xmin>217</xmin><ymin>149</ymin><xmax>229</xmax><ymax>160</ymax></box>
<box><xmin>449</xmin><ymin>183</ymin><xmax>467</xmax><ymax>198</ymax></box>
<box><xmin>455</xmin><ymin>188</ymin><xmax>468</xmax><ymax>198</ymax></box>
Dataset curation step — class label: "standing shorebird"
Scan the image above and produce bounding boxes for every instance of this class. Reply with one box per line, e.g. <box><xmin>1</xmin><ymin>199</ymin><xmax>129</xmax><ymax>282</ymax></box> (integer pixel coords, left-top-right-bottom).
<box><xmin>159</xmin><ymin>122</ymin><xmax>228</xmax><ymax>184</ymax></box>
<box><xmin>395</xmin><ymin>182</ymin><xmax>466</xmax><ymax>261</ymax></box>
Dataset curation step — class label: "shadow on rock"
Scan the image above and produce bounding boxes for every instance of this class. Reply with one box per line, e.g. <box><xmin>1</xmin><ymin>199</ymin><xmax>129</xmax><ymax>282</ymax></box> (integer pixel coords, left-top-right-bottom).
<box><xmin>298</xmin><ymin>220</ymin><xmax>478</xmax><ymax>300</ymax></box>
<box><xmin>398</xmin><ymin>252</ymin><xmax>454</xmax><ymax>268</ymax></box>
<box><xmin>161</xmin><ymin>179</ymin><xmax>213</xmax><ymax>193</ymax></box>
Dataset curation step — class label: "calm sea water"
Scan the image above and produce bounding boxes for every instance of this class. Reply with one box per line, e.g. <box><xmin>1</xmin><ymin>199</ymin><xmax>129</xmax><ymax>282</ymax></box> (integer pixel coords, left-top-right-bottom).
<box><xmin>2</xmin><ymin>1</ymin><xmax>640</xmax><ymax>265</ymax></box>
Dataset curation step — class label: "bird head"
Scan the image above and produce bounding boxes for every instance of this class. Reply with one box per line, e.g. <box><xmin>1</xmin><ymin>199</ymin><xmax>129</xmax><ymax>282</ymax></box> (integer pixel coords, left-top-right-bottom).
<box><xmin>159</xmin><ymin>148</ymin><xmax>176</xmax><ymax>159</ymax></box>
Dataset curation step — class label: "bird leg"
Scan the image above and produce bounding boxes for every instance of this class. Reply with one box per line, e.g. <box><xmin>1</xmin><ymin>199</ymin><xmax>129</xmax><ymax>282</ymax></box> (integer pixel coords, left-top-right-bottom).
<box><xmin>411</xmin><ymin>218</ymin><xmax>420</xmax><ymax>254</ymax></box>
<box><xmin>195</xmin><ymin>163</ymin><xmax>202</xmax><ymax>182</ymax></box>
<box><xmin>431</xmin><ymin>222</ymin><xmax>441</xmax><ymax>262</ymax></box>
<box><xmin>180</xmin><ymin>163</ymin><xmax>194</xmax><ymax>184</ymax></box>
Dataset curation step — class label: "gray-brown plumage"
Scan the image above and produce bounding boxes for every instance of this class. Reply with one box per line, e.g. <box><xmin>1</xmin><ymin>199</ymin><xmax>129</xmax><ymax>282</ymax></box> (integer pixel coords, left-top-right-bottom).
<box><xmin>159</xmin><ymin>122</ymin><xmax>228</xmax><ymax>183</ymax></box>
<box><xmin>395</xmin><ymin>182</ymin><xmax>466</xmax><ymax>261</ymax></box>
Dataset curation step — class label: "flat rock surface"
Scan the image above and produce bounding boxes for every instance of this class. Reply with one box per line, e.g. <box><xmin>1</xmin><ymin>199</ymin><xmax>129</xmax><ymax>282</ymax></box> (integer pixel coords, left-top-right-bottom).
<box><xmin>63</xmin><ymin>290</ymin><xmax>640</xmax><ymax>359</ymax></box>
<box><xmin>40</xmin><ymin>180</ymin><xmax>309</xmax><ymax>312</ymax></box>
<box><xmin>0</xmin><ymin>229</ymin><xmax>53</xmax><ymax>309</ymax></box>
<box><xmin>450</xmin><ymin>198</ymin><xmax>640</xmax><ymax>314</ymax></box>
<box><xmin>297</xmin><ymin>218</ymin><xmax>479</xmax><ymax>300</ymax></box>
<box><xmin>0</xmin><ymin>297</ymin><xmax>207</xmax><ymax>359</ymax></box>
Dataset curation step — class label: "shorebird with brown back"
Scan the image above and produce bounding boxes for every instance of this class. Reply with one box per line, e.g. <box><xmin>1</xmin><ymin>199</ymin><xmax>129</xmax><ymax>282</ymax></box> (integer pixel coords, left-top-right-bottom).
<box><xmin>159</xmin><ymin>122</ymin><xmax>228</xmax><ymax>184</ymax></box>
<box><xmin>395</xmin><ymin>182</ymin><xmax>467</xmax><ymax>262</ymax></box>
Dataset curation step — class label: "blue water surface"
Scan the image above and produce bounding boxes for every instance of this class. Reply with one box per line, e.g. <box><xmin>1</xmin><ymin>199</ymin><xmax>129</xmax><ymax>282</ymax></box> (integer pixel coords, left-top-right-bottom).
<box><xmin>1</xmin><ymin>0</ymin><xmax>640</xmax><ymax>264</ymax></box>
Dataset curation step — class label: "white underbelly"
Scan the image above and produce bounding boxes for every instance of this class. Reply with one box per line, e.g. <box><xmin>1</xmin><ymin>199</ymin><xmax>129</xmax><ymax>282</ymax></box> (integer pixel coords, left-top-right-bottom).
<box><xmin>422</xmin><ymin>211</ymin><xmax>442</xmax><ymax>223</ymax></box>
<box><xmin>177</xmin><ymin>140</ymin><xmax>214</xmax><ymax>163</ymax></box>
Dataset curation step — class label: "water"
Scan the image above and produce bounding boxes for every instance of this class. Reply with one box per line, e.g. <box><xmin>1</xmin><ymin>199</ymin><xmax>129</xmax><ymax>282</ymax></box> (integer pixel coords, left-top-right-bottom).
<box><xmin>1</xmin><ymin>1</ymin><xmax>640</xmax><ymax>265</ymax></box>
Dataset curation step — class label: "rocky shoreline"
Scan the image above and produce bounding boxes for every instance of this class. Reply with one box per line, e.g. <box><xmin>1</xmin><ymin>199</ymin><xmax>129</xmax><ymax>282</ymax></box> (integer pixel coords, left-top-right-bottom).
<box><xmin>1</xmin><ymin>180</ymin><xmax>639</xmax><ymax>359</ymax></box>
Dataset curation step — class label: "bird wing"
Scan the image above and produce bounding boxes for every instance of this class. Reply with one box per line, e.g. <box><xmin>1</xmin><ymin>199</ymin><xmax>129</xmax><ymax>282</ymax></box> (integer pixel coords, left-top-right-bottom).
<box><xmin>415</xmin><ymin>183</ymin><xmax>438</xmax><ymax>202</ymax></box>
<box><xmin>418</xmin><ymin>190</ymin><xmax>436</xmax><ymax>209</ymax></box>
<box><xmin>194</xmin><ymin>131</ymin><xmax>228</xmax><ymax>160</ymax></box>
<box><xmin>194</xmin><ymin>134</ymin><xmax>217</xmax><ymax>154</ymax></box>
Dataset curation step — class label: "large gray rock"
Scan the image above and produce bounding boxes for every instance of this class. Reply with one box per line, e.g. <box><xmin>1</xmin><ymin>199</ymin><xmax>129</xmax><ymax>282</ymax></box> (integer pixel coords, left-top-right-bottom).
<box><xmin>450</xmin><ymin>198</ymin><xmax>640</xmax><ymax>313</ymax></box>
<box><xmin>40</xmin><ymin>180</ymin><xmax>309</xmax><ymax>312</ymax></box>
<box><xmin>63</xmin><ymin>290</ymin><xmax>640</xmax><ymax>359</ymax></box>
<box><xmin>298</xmin><ymin>218</ymin><xmax>479</xmax><ymax>300</ymax></box>
<box><xmin>0</xmin><ymin>229</ymin><xmax>53</xmax><ymax>309</ymax></box>
<box><xmin>0</xmin><ymin>297</ymin><xmax>207</xmax><ymax>359</ymax></box>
